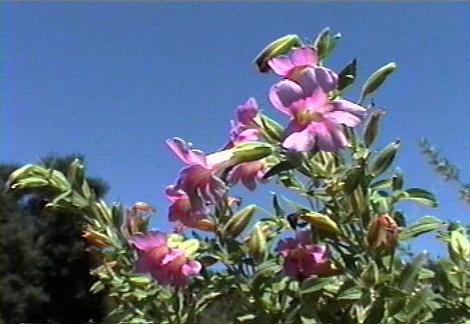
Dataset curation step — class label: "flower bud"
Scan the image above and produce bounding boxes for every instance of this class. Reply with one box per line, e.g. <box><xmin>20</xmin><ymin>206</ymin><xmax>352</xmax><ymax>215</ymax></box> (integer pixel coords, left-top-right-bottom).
<box><xmin>82</xmin><ymin>230</ymin><xmax>111</xmax><ymax>248</ymax></box>
<box><xmin>6</xmin><ymin>164</ymin><xmax>49</xmax><ymax>188</ymax></box>
<box><xmin>254</xmin><ymin>34</ymin><xmax>302</xmax><ymax>73</ymax></box>
<box><xmin>194</xmin><ymin>219</ymin><xmax>217</xmax><ymax>233</ymax></box>
<box><xmin>360</xmin><ymin>62</ymin><xmax>397</xmax><ymax>102</ymax></box>
<box><xmin>231</xmin><ymin>142</ymin><xmax>274</xmax><ymax>165</ymax></box>
<box><xmin>370</xmin><ymin>140</ymin><xmax>400</xmax><ymax>177</ymax></box>
<box><xmin>299</xmin><ymin>212</ymin><xmax>341</xmax><ymax>236</ymax></box>
<box><xmin>247</xmin><ymin>225</ymin><xmax>267</xmax><ymax>264</ymax></box>
<box><xmin>67</xmin><ymin>159</ymin><xmax>86</xmax><ymax>187</ymax></box>
<box><xmin>363</xmin><ymin>110</ymin><xmax>385</xmax><ymax>147</ymax></box>
<box><xmin>367</xmin><ymin>214</ymin><xmax>399</xmax><ymax>252</ymax></box>
<box><xmin>223</xmin><ymin>205</ymin><xmax>256</xmax><ymax>240</ymax></box>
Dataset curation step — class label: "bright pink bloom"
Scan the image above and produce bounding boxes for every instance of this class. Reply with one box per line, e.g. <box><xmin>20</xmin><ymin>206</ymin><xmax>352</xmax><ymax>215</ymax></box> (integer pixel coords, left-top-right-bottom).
<box><xmin>129</xmin><ymin>231</ymin><xmax>202</xmax><ymax>286</ymax></box>
<box><xmin>276</xmin><ymin>231</ymin><xmax>335</xmax><ymax>281</ymax></box>
<box><xmin>268</xmin><ymin>46</ymin><xmax>319</xmax><ymax>77</ymax></box>
<box><xmin>228</xmin><ymin>160</ymin><xmax>267</xmax><ymax>191</ymax></box>
<box><xmin>166</xmin><ymin>185</ymin><xmax>208</xmax><ymax>228</ymax></box>
<box><xmin>268</xmin><ymin>47</ymin><xmax>338</xmax><ymax>95</ymax></box>
<box><xmin>271</xmin><ymin>83</ymin><xmax>366</xmax><ymax>152</ymax></box>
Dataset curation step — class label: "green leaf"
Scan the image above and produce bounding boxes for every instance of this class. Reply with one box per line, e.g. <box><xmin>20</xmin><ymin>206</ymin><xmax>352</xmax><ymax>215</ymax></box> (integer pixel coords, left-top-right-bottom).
<box><xmin>364</xmin><ymin>300</ymin><xmax>385</xmax><ymax>324</ymax></box>
<box><xmin>337</xmin><ymin>287</ymin><xmax>362</xmax><ymax>300</ymax></box>
<box><xmin>314</xmin><ymin>27</ymin><xmax>341</xmax><ymax>60</ymax></box>
<box><xmin>403</xmin><ymin>286</ymin><xmax>435</xmax><ymax>319</ymax></box>
<box><xmin>343</xmin><ymin>166</ymin><xmax>363</xmax><ymax>194</ymax></box>
<box><xmin>300</xmin><ymin>277</ymin><xmax>336</xmax><ymax>295</ymax></box>
<box><xmin>337</xmin><ymin>59</ymin><xmax>357</xmax><ymax>91</ymax></box>
<box><xmin>450</xmin><ymin>230</ymin><xmax>470</xmax><ymax>261</ymax></box>
<box><xmin>397</xmin><ymin>188</ymin><xmax>438</xmax><ymax>208</ymax></box>
<box><xmin>263</xmin><ymin>160</ymin><xmax>296</xmax><ymax>179</ymax></box>
<box><xmin>271</xmin><ymin>192</ymin><xmax>285</xmax><ymax>218</ymax></box>
<box><xmin>397</xmin><ymin>253</ymin><xmax>427</xmax><ymax>292</ymax></box>
<box><xmin>399</xmin><ymin>216</ymin><xmax>442</xmax><ymax>241</ymax></box>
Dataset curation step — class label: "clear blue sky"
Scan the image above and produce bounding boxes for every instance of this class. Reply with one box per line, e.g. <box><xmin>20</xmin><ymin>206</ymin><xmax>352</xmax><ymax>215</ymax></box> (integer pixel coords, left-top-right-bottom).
<box><xmin>2</xmin><ymin>3</ymin><xmax>470</xmax><ymax>254</ymax></box>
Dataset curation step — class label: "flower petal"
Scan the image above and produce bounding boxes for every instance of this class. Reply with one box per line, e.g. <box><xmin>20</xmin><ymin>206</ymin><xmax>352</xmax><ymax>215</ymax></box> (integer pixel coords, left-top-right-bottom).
<box><xmin>129</xmin><ymin>231</ymin><xmax>167</xmax><ymax>252</ymax></box>
<box><xmin>325</xmin><ymin>110</ymin><xmax>362</xmax><ymax>127</ymax></box>
<box><xmin>181</xmin><ymin>260</ymin><xmax>202</xmax><ymax>276</ymax></box>
<box><xmin>332</xmin><ymin>100</ymin><xmax>367</xmax><ymax>118</ymax></box>
<box><xmin>291</xmin><ymin>47</ymin><xmax>319</xmax><ymax>67</ymax></box>
<box><xmin>283</xmin><ymin>128</ymin><xmax>316</xmax><ymax>152</ymax></box>
<box><xmin>236</xmin><ymin>97</ymin><xmax>259</xmax><ymax>126</ymax></box>
<box><xmin>166</xmin><ymin>137</ymin><xmax>207</xmax><ymax>166</ymax></box>
<box><xmin>269</xmin><ymin>79</ymin><xmax>304</xmax><ymax>115</ymax></box>
<box><xmin>268</xmin><ymin>56</ymin><xmax>296</xmax><ymax>76</ymax></box>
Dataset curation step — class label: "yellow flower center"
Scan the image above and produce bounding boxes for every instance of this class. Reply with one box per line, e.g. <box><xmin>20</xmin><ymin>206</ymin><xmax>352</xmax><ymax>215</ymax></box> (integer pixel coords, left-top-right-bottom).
<box><xmin>297</xmin><ymin>110</ymin><xmax>323</xmax><ymax>125</ymax></box>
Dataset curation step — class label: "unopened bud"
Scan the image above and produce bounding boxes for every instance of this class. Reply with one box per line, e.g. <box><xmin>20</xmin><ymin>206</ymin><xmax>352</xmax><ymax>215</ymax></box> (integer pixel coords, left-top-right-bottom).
<box><xmin>254</xmin><ymin>34</ymin><xmax>302</xmax><ymax>73</ymax></box>
<box><xmin>363</xmin><ymin>110</ymin><xmax>385</xmax><ymax>147</ymax></box>
<box><xmin>195</xmin><ymin>219</ymin><xmax>217</xmax><ymax>233</ymax></box>
<box><xmin>7</xmin><ymin>164</ymin><xmax>49</xmax><ymax>187</ymax></box>
<box><xmin>370</xmin><ymin>140</ymin><xmax>400</xmax><ymax>177</ymax></box>
<box><xmin>367</xmin><ymin>214</ymin><xmax>399</xmax><ymax>252</ymax></box>
<box><xmin>247</xmin><ymin>225</ymin><xmax>267</xmax><ymax>264</ymax></box>
<box><xmin>132</xmin><ymin>202</ymin><xmax>155</xmax><ymax>214</ymax></box>
<box><xmin>360</xmin><ymin>62</ymin><xmax>397</xmax><ymax>102</ymax></box>
<box><xmin>299</xmin><ymin>212</ymin><xmax>341</xmax><ymax>236</ymax></box>
<box><xmin>231</xmin><ymin>142</ymin><xmax>274</xmax><ymax>165</ymax></box>
<box><xmin>223</xmin><ymin>205</ymin><xmax>256</xmax><ymax>240</ymax></box>
<box><xmin>82</xmin><ymin>230</ymin><xmax>111</xmax><ymax>248</ymax></box>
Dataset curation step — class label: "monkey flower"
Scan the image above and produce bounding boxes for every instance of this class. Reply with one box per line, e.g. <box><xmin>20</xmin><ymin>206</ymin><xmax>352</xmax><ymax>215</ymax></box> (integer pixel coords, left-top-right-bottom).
<box><xmin>229</xmin><ymin>98</ymin><xmax>263</xmax><ymax>147</ymax></box>
<box><xmin>268</xmin><ymin>46</ymin><xmax>338</xmax><ymax>98</ymax></box>
<box><xmin>167</xmin><ymin>137</ymin><xmax>228</xmax><ymax>212</ymax></box>
<box><xmin>276</xmin><ymin>231</ymin><xmax>337</xmax><ymax>281</ymax></box>
<box><xmin>166</xmin><ymin>185</ymin><xmax>209</xmax><ymax>228</ymax></box>
<box><xmin>129</xmin><ymin>231</ymin><xmax>201</xmax><ymax>286</ymax></box>
<box><xmin>270</xmin><ymin>84</ymin><xmax>366</xmax><ymax>152</ymax></box>
<box><xmin>227</xmin><ymin>160</ymin><xmax>267</xmax><ymax>191</ymax></box>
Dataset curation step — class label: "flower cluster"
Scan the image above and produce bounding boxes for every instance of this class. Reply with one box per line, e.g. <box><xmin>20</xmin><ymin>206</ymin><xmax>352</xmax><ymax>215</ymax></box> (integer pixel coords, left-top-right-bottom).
<box><xmin>128</xmin><ymin>33</ymin><xmax>369</xmax><ymax>287</ymax></box>
<box><xmin>269</xmin><ymin>47</ymin><xmax>367</xmax><ymax>152</ymax></box>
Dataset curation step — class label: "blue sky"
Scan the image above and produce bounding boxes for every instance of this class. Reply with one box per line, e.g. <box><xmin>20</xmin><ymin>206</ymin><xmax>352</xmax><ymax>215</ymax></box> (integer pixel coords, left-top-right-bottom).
<box><xmin>2</xmin><ymin>3</ymin><xmax>470</xmax><ymax>254</ymax></box>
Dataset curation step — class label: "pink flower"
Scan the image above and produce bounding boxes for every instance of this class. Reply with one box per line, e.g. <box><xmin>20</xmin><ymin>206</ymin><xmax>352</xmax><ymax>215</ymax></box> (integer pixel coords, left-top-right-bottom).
<box><xmin>228</xmin><ymin>160</ymin><xmax>267</xmax><ymax>191</ymax></box>
<box><xmin>229</xmin><ymin>98</ymin><xmax>263</xmax><ymax>147</ymax></box>
<box><xmin>268</xmin><ymin>47</ymin><xmax>338</xmax><ymax>96</ymax></box>
<box><xmin>167</xmin><ymin>137</ymin><xmax>228</xmax><ymax>212</ymax></box>
<box><xmin>166</xmin><ymin>185</ymin><xmax>208</xmax><ymax>228</ymax></box>
<box><xmin>276</xmin><ymin>231</ymin><xmax>336</xmax><ymax>281</ymax></box>
<box><xmin>271</xmin><ymin>84</ymin><xmax>366</xmax><ymax>152</ymax></box>
<box><xmin>236</xmin><ymin>97</ymin><xmax>259</xmax><ymax>128</ymax></box>
<box><xmin>129</xmin><ymin>231</ymin><xmax>202</xmax><ymax>286</ymax></box>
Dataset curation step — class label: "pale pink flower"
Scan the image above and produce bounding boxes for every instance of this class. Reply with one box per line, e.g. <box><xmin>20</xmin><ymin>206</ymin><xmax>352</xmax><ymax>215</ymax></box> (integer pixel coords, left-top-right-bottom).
<box><xmin>276</xmin><ymin>231</ymin><xmax>335</xmax><ymax>281</ymax></box>
<box><xmin>129</xmin><ymin>231</ymin><xmax>201</xmax><ymax>286</ymax></box>
<box><xmin>166</xmin><ymin>185</ymin><xmax>208</xmax><ymax>228</ymax></box>
<box><xmin>227</xmin><ymin>160</ymin><xmax>267</xmax><ymax>191</ymax></box>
